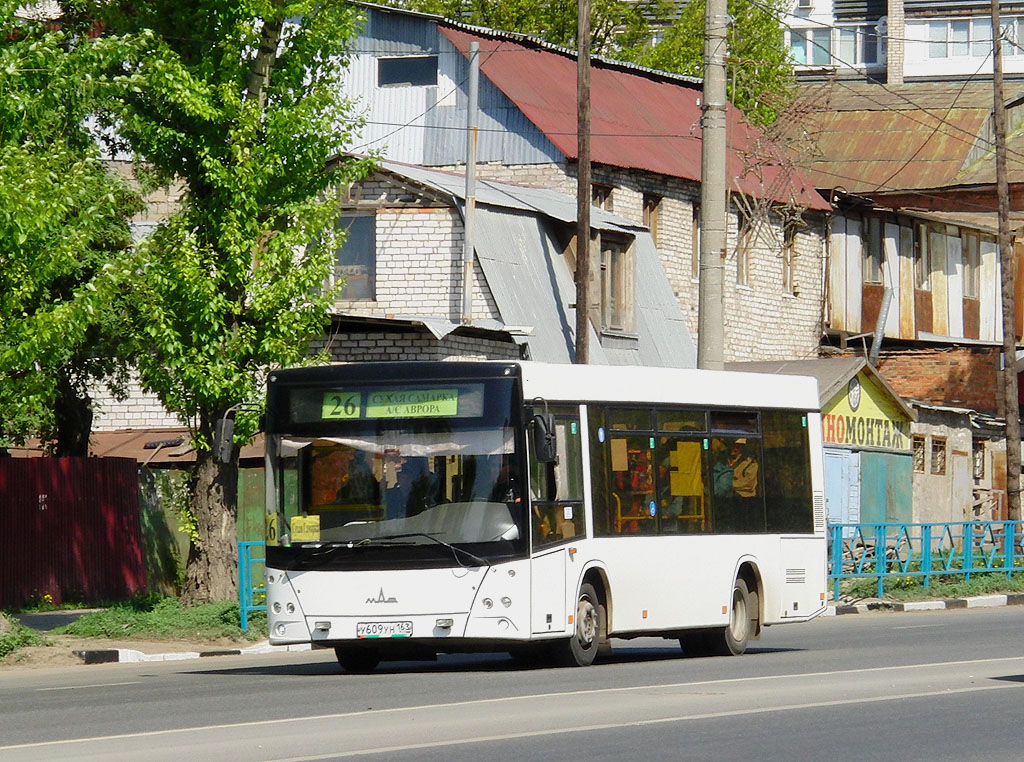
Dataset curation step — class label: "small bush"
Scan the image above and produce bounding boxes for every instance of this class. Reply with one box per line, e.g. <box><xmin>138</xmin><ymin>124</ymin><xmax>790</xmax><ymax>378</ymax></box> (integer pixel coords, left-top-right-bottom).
<box><xmin>0</xmin><ymin>617</ymin><xmax>46</xmax><ymax>658</ymax></box>
<box><xmin>55</xmin><ymin>597</ymin><xmax>266</xmax><ymax>641</ymax></box>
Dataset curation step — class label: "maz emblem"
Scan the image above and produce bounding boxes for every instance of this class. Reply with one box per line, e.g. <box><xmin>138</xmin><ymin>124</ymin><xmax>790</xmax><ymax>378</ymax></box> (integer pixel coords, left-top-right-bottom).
<box><xmin>367</xmin><ymin>588</ymin><xmax>398</xmax><ymax>604</ymax></box>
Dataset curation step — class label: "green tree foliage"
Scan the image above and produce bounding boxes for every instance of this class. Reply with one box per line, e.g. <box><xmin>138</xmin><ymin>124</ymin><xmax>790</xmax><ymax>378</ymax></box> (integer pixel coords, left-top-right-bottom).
<box><xmin>635</xmin><ymin>0</ymin><xmax>794</xmax><ymax>126</ymax></box>
<box><xmin>92</xmin><ymin>0</ymin><xmax>374</xmax><ymax>602</ymax></box>
<box><xmin>387</xmin><ymin>0</ymin><xmax>668</xmax><ymax>55</ymax></box>
<box><xmin>0</xmin><ymin>2</ymin><xmax>142</xmax><ymax>454</ymax></box>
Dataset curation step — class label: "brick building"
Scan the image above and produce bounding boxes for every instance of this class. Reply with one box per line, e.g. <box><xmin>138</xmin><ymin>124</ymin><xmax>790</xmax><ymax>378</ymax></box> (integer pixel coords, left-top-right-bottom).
<box><xmin>344</xmin><ymin>3</ymin><xmax>832</xmax><ymax>362</ymax></box>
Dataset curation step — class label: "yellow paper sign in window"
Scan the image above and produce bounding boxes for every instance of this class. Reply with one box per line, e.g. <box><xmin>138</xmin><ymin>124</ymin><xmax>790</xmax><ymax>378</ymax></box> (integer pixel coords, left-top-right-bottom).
<box><xmin>291</xmin><ymin>515</ymin><xmax>321</xmax><ymax>542</ymax></box>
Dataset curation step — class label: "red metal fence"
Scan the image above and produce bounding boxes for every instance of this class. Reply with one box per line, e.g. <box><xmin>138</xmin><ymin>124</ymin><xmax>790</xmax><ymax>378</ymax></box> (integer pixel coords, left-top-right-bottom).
<box><xmin>0</xmin><ymin>457</ymin><xmax>146</xmax><ymax>608</ymax></box>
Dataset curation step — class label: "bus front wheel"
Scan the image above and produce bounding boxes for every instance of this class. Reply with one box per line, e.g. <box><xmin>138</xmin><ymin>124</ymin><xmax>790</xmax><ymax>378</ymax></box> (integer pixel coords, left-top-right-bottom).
<box><xmin>553</xmin><ymin>582</ymin><xmax>604</xmax><ymax>667</ymax></box>
<box><xmin>711</xmin><ymin>577</ymin><xmax>752</xmax><ymax>656</ymax></box>
<box><xmin>335</xmin><ymin>646</ymin><xmax>380</xmax><ymax>673</ymax></box>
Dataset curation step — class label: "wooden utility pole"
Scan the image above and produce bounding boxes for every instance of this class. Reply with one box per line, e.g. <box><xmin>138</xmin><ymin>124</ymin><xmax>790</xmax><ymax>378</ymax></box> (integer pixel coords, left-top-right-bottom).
<box><xmin>992</xmin><ymin>0</ymin><xmax>1021</xmax><ymax>520</ymax></box>
<box><xmin>575</xmin><ymin>0</ymin><xmax>591</xmax><ymax>364</ymax></box>
<box><xmin>697</xmin><ymin>0</ymin><xmax>729</xmax><ymax>369</ymax></box>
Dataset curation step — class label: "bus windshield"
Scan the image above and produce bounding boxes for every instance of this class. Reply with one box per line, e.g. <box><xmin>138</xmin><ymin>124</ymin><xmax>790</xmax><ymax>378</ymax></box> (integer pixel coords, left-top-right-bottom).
<box><xmin>267</xmin><ymin>373</ymin><xmax>526</xmax><ymax>558</ymax></box>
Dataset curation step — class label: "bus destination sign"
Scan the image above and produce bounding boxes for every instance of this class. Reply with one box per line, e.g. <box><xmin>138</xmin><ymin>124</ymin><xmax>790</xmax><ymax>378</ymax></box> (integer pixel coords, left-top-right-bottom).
<box><xmin>321</xmin><ymin>388</ymin><xmax>459</xmax><ymax>420</ymax></box>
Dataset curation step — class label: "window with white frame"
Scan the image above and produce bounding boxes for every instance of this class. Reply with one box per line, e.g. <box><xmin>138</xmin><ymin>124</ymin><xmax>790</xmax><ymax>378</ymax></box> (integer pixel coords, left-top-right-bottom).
<box><xmin>600</xmin><ymin>236</ymin><xmax>634</xmax><ymax>332</ymax></box>
<box><xmin>334</xmin><ymin>213</ymin><xmax>376</xmax><ymax>300</ymax></box>
<box><xmin>923</xmin><ymin>17</ymin><xmax>1018</xmax><ymax>60</ymax></box>
<box><xmin>929</xmin><ymin>19</ymin><xmax>970</xmax><ymax>58</ymax></box>
<box><xmin>837</xmin><ymin>25</ymin><xmax>879</xmax><ymax>65</ymax></box>
<box><xmin>789</xmin><ymin>27</ymin><xmax>832</xmax><ymax>65</ymax></box>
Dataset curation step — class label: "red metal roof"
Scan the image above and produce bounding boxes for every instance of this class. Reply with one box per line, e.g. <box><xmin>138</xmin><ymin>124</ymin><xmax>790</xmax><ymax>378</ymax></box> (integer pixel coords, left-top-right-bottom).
<box><xmin>439</xmin><ymin>26</ymin><xmax>830</xmax><ymax>212</ymax></box>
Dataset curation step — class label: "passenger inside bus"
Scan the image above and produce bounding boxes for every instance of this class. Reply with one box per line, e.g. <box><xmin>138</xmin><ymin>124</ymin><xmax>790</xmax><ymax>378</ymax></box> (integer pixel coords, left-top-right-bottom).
<box><xmin>383</xmin><ymin>454</ymin><xmax>439</xmax><ymax>518</ymax></box>
<box><xmin>335</xmin><ymin>449</ymin><xmax>380</xmax><ymax>505</ymax></box>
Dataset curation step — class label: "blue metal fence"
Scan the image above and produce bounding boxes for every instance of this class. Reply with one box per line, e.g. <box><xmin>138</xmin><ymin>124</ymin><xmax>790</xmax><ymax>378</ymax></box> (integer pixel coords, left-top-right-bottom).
<box><xmin>238</xmin><ymin>541</ymin><xmax>266</xmax><ymax>632</ymax></box>
<box><xmin>828</xmin><ymin>521</ymin><xmax>1024</xmax><ymax>601</ymax></box>
<box><xmin>237</xmin><ymin>522</ymin><xmax>1024</xmax><ymax>624</ymax></box>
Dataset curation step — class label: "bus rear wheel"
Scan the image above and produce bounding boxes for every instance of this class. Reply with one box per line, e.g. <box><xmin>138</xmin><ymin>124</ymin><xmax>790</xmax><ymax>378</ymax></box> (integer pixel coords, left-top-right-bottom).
<box><xmin>335</xmin><ymin>646</ymin><xmax>380</xmax><ymax>673</ymax></box>
<box><xmin>710</xmin><ymin>577</ymin><xmax>752</xmax><ymax>656</ymax></box>
<box><xmin>552</xmin><ymin>582</ymin><xmax>604</xmax><ymax>667</ymax></box>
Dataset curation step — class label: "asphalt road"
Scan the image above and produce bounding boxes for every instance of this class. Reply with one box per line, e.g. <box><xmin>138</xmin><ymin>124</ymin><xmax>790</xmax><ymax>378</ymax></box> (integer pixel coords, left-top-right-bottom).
<box><xmin>2</xmin><ymin>607</ymin><xmax>1023</xmax><ymax>762</ymax></box>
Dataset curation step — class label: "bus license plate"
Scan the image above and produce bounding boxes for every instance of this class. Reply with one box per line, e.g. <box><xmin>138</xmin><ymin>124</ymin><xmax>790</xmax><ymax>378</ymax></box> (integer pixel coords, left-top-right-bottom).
<box><xmin>357</xmin><ymin>621</ymin><xmax>413</xmax><ymax>638</ymax></box>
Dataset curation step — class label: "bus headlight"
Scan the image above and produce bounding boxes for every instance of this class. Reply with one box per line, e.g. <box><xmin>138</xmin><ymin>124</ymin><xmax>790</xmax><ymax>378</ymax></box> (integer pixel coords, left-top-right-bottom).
<box><xmin>501</xmin><ymin>597</ymin><xmax>512</xmax><ymax>608</ymax></box>
<box><xmin>482</xmin><ymin>598</ymin><xmax>493</xmax><ymax>609</ymax></box>
<box><xmin>273</xmin><ymin>602</ymin><xmax>281</xmax><ymax>614</ymax></box>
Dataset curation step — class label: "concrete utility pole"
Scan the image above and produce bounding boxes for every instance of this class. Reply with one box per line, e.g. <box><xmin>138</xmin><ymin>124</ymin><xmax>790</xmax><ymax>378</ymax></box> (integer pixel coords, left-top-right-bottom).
<box><xmin>697</xmin><ymin>0</ymin><xmax>728</xmax><ymax>370</ymax></box>
<box><xmin>575</xmin><ymin>0</ymin><xmax>591</xmax><ymax>364</ymax></box>
<box><xmin>992</xmin><ymin>0</ymin><xmax>1021</xmax><ymax>520</ymax></box>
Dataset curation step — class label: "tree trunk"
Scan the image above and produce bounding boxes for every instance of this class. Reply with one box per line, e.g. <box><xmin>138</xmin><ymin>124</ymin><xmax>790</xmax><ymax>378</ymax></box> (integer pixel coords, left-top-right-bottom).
<box><xmin>181</xmin><ymin>449</ymin><xmax>239</xmax><ymax>604</ymax></box>
<box><xmin>53</xmin><ymin>373</ymin><xmax>93</xmax><ymax>457</ymax></box>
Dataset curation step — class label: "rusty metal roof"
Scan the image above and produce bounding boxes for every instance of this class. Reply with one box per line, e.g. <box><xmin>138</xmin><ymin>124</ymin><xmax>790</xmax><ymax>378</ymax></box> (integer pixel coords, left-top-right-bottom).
<box><xmin>9</xmin><ymin>429</ymin><xmax>264</xmax><ymax>464</ymax></box>
<box><xmin>788</xmin><ymin>81</ymin><xmax>1024</xmax><ymax>196</ymax></box>
<box><xmin>438</xmin><ymin>25</ymin><xmax>829</xmax><ymax>211</ymax></box>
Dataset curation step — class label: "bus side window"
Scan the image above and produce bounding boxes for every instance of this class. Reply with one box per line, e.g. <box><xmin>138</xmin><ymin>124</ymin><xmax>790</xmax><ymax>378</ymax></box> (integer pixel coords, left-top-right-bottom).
<box><xmin>609</xmin><ymin>435</ymin><xmax>656</xmax><ymax>535</ymax></box>
<box><xmin>656</xmin><ymin>438</ymin><xmax>708</xmax><ymax>534</ymax></box>
<box><xmin>530</xmin><ymin>414</ymin><xmax>584</xmax><ymax>547</ymax></box>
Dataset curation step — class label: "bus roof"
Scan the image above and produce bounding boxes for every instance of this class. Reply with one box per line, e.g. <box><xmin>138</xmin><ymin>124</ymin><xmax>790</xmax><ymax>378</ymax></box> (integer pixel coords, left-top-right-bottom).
<box><xmin>269</xmin><ymin>361</ymin><xmax>820</xmax><ymax>412</ymax></box>
<box><xmin>515</xmin><ymin>361</ymin><xmax>820</xmax><ymax>411</ymax></box>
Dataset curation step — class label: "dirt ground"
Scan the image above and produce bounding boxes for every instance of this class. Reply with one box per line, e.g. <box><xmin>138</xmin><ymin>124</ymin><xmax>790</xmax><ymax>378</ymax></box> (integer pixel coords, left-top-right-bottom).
<box><xmin>1</xmin><ymin>633</ymin><xmax>254</xmax><ymax>670</ymax></box>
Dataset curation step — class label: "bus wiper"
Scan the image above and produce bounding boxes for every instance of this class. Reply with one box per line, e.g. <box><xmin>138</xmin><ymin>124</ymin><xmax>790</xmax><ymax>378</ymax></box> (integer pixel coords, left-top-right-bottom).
<box><xmin>355</xmin><ymin>532</ymin><xmax>491</xmax><ymax>568</ymax></box>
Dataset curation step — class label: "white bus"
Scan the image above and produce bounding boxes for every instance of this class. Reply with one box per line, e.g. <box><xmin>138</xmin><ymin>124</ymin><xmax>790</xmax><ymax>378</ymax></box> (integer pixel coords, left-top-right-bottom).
<box><xmin>264</xmin><ymin>361</ymin><xmax>827</xmax><ymax>671</ymax></box>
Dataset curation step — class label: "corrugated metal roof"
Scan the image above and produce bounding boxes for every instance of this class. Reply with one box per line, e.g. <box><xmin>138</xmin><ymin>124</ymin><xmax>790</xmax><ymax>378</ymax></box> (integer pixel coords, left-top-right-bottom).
<box><xmin>726</xmin><ymin>357</ymin><xmax>916</xmax><ymax>419</ymax></box>
<box><xmin>436</xmin><ymin>26</ymin><xmax>830</xmax><ymax>212</ymax></box>
<box><xmin>11</xmin><ymin>428</ymin><xmax>265</xmax><ymax>464</ymax></box>
<box><xmin>379</xmin><ymin>159</ymin><xmax>638</xmax><ymax>234</ymax></box>
<box><xmin>789</xmin><ymin>81</ymin><xmax>1024</xmax><ymax>195</ymax></box>
<box><xmin>375</xmin><ymin>160</ymin><xmax>696</xmax><ymax>367</ymax></box>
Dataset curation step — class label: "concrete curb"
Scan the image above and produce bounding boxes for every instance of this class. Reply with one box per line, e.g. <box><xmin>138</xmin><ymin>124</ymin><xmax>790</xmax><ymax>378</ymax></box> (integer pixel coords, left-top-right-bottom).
<box><xmin>72</xmin><ymin>641</ymin><xmax>312</xmax><ymax>664</ymax></box>
<box><xmin>826</xmin><ymin>593</ymin><xmax>1024</xmax><ymax>616</ymax></box>
<box><xmin>68</xmin><ymin>595</ymin><xmax>1024</xmax><ymax>663</ymax></box>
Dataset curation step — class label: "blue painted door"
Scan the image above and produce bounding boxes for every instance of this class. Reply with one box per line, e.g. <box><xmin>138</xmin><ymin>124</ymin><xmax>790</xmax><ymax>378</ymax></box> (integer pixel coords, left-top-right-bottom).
<box><xmin>824</xmin><ymin>448</ymin><xmax>860</xmax><ymax>531</ymax></box>
<box><xmin>860</xmin><ymin>451</ymin><xmax>912</xmax><ymax>524</ymax></box>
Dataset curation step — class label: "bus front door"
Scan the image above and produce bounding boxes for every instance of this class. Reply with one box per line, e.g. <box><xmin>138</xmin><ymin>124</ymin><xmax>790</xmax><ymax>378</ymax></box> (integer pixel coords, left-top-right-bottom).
<box><xmin>530</xmin><ymin>548</ymin><xmax>567</xmax><ymax>634</ymax></box>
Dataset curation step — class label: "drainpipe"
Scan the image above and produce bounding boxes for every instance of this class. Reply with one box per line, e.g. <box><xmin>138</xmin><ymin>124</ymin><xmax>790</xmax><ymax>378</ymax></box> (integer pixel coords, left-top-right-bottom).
<box><xmin>461</xmin><ymin>42</ymin><xmax>479</xmax><ymax>325</ymax></box>
<box><xmin>868</xmin><ymin>287</ymin><xmax>892</xmax><ymax>365</ymax></box>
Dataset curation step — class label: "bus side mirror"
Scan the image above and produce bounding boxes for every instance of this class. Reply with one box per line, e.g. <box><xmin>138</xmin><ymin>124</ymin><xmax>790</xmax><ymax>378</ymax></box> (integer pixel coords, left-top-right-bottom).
<box><xmin>532</xmin><ymin>413</ymin><xmax>558</xmax><ymax>464</ymax></box>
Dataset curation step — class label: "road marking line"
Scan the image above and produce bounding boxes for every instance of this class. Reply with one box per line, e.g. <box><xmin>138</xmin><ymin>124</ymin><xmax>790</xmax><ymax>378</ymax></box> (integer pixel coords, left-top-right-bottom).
<box><xmin>4</xmin><ymin>655</ymin><xmax>1024</xmax><ymax>752</ymax></box>
<box><xmin>38</xmin><ymin>682</ymin><xmax>141</xmax><ymax>692</ymax></box>
<box><xmin>258</xmin><ymin>683</ymin><xmax>1019</xmax><ymax>761</ymax></box>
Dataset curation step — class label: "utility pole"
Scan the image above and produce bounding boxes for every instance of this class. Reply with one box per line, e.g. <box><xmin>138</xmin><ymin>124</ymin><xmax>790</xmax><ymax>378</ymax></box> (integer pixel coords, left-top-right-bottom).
<box><xmin>992</xmin><ymin>0</ymin><xmax>1021</xmax><ymax>520</ymax></box>
<box><xmin>697</xmin><ymin>0</ymin><xmax>728</xmax><ymax>370</ymax></box>
<box><xmin>575</xmin><ymin>0</ymin><xmax>591</xmax><ymax>364</ymax></box>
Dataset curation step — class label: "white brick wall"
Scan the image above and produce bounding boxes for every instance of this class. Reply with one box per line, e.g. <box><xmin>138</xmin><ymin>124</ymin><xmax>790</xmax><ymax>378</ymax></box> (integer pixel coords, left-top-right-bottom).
<box><xmin>452</xmin><ymin>161</ymin><xmax>828</xmax><ymax>362</ymax></box>
<box><xmin>90</xmin><ymin>376</ymin><xmax>185</xmax><ymax>431</ymax></box>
